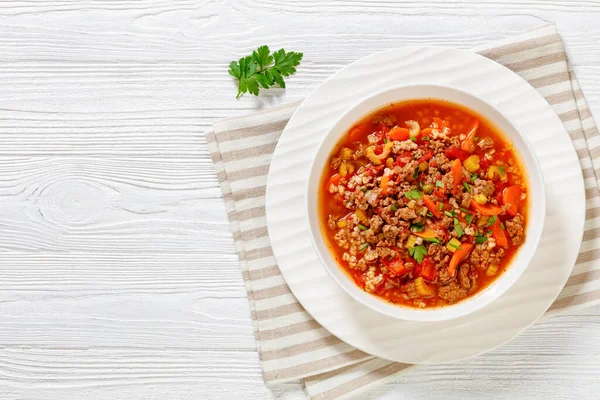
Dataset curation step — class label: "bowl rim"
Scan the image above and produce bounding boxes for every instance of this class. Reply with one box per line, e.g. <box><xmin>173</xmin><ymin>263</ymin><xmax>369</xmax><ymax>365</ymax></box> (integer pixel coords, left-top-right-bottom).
<box><xmin>305</xmin><ymin>82</ymin><xmax>546</xmax><ymax>322</ymax></box>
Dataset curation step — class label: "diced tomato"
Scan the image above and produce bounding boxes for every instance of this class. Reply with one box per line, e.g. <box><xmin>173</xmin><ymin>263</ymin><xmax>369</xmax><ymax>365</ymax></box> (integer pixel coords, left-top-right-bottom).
<box><xmin>383</xmin><ymin>256</ymin><xmax>409</xmax><ymax>276</ymax></box>
<box><xmin>329</xmin><ymin>173</ymin><xmax>341</xmax><ymax>187</ymax></box>
<box><xmin>374</xmin><ymin>144</ymin><xmax>384</xmax><ymax>155</ymax></box>
<box><xmin>419</xmin><ymin>150</ymin><xmax>434</xmax><ymax>162</ymax></box>
<box><xmin>395</xmin><ymin>151</ymin><xmax>413</xmax><ymax>167</ymax></box>
<box><xmin>444</xmin><ymin>146</ymin><xmax>469</xmax><ymax>161</ymax></box>
<box><xmin>377</xmin><ymin>122</ymin><xmax>390</xmax><ymax>135</ymax></box>
<box><xmin>420</xmin><ymin>257</ymin><xmax>437</xmax><ymax>281</ymax></box>
<box><xmin>413</xmin><ymin>263</ymin><xmax>422</xmax><ymax>277</ymax></box>
<box><xmin>480</xmin><ymin>157</ymin><xmax>492</xmax><ymax>171</ymax></box>
<box><xmin>502</xmin><ymin>185</ymin><xmax>522</xmax><ymax>217</ymax></box>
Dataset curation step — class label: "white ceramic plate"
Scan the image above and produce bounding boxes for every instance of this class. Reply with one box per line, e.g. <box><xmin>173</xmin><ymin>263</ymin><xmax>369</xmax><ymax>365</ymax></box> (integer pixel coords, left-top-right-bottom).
<box><xmin>265</xmin><ymin>47</ymin><xmax>585</xmax><ymax>364</ymax></box>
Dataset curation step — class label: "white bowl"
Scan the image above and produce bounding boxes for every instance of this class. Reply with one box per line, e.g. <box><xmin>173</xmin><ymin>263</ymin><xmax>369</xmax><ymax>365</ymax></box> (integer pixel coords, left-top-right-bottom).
<box><xmin>306</xmin><ymin>84</ymin><xmax>546</xmax><ymax>322</ymax></box>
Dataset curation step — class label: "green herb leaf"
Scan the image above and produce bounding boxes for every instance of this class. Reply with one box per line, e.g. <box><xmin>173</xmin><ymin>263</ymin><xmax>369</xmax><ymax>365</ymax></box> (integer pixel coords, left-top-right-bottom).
<box><xmin>474</xmin><ymin>136</ymin><xmax>479</xmax><ymax>141</ymax></box>
<box><xmin>438</xmin><ymin>203</ymin><xmax>444</xmax><ymax>211</ymax></box>
<box><xmin>435</xmin><ymin>180</ymin><xmax>444</xmax><ymax>188</ymax></box>
<box><xmin>426</xmin><ymin>211</ymin><xmax>433</xmax><ymax>217</ymax></box>
<box><xmin>408</xmin><ymin>245</ymin><xmax>428</xmax><ymax>264</ymax></box>
<box><xmin>412</xmin><ymin>169</ymin><xmax>419</xmax><ymax>179</ymax></box>
<box><xmin>463</xmin><ymin>182</ymin><xmax>471</xmax><ymax>193</ymax></box>
<box><xmin>444</xmin><ymin>210</ymin><xmax>454</xmax><ymax>218</ymax></box>
<box><xmin>358</xmin><ymin>243</ymin><xmax>369</xmax><ymax>251</ymax></box>
<box><xmin>388</xmin><ymin>254</ymin><xmax>394</xmax><ymax>260</ymax></box>
<box><xmin>424</xmin><ymin>237</ymin><xmax>441</xmax><ymax>244</ymax></box>
<box><xmin>499</xmin><ymin>166</ymin><xmax>505</xmax><ymax>177</ymax></box>
<box><xmin>404</xmin><ymin>188</ymin><xmax>423</xmax><ymax>200</ymax></box>
<box><xmin>391</xmin><ymin>203</ymin><xmax>398</xmax><ymax>211</ymax></box>
<box><xmin>475</xmin><ymin>234</ymin><xmax>488</xmax><ymax>244</ymax></box>
<box><xmin>409</xmin><ymin>136</ymin><xmax>417</xmax><ymax>142</ymax></box>
<box><xmin>471</xmin><ymin>173</ymin><xmax>478</xmax><ymax>182</ymax></box>
<box><xmin>361</xmin><ymin>186</ymin><xmax>367</xmax><ymax>193</ymax></box>
<box><xmin>459</xmin><ymin>207</ymin><xmax>470</xmax><ymax>213</ymax></box>
<box><xmin>454</xmin><ymin>218</ymin><xmax>464</xmax><ymax>238</ymax></box>
<box><xmin>465</xmin><ymin>213</ymin><xmax>474</xmax><ymax>226</ymax></box>
<box><xmin>358</xmin><ymin>224</ymin><xmax>368</xmax><ymax>231</ymax></box>
<box><xmin>410</xmin><ymin>222</ymin><xmax>425</xmax><ymax>232</ymax></box>
<box><xmin>500</xmin><ymin>222</ymin><xmax>506</xmax><ymax>230</ymax></box>
<box><xmin>228</xmin><ymin>46</ymin><xmax>303</xmax><ymax>98</ymax></box>
<box><xmin>486</xmin><ymin>215</ymin><xmax>498</xmax><ymax>227</ymax></box>
<box><xmin>384</xmin><ymin>138</ymin><xmax>388</xmax><ymax>144</ymax></box>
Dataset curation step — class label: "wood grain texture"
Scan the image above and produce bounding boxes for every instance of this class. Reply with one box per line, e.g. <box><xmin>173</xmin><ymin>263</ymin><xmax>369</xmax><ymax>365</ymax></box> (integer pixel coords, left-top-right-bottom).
<box><xmin>0</xmin><ymin>0</ymin><xmax>598</xmax><ymax>398</ymax></box>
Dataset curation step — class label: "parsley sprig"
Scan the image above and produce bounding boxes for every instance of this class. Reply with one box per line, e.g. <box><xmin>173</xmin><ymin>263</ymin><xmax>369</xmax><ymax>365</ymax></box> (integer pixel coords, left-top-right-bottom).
<box><xmin>228</xmin><ymin>46</ymin><xmax>303</xmax><ymax>98</ymax></box>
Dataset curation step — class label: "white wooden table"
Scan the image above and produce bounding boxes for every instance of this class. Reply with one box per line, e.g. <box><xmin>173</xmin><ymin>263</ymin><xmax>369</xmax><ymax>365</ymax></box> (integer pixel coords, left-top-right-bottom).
<box><xmin>0</xmin><ymin>1</ymin><xmax>599</xmax><ymax>399</ymax></box>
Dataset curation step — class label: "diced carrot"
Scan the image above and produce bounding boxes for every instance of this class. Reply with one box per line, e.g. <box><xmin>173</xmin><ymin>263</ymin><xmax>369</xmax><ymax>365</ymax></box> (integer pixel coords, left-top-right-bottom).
<box><xmin>502</xmin><ymin>185</ymin><xmax>522</xmax><ymax>217</ymax></box>
<box><xmin>423</xmin><ymin>195</ymin><xmax>442</xmax><ymax>218</ymax></box>
<box><xmin>460</xmin><ymin>120</ymin><xmax>479</xmax><ymax>153</ymax></box>
<box><xmin>388</xmin><ymin>127</ymin><xmax>411</xmax><ymax>141</ymax></box>
<box><xmin>444</xmin><ymin>146</ymin><xmax>469</xmax><ymax>161</ymax></box>
<box><xmin>414</xmin><ymin>229</ymin><xmax>437</xmax><ymax>239</ymax></box>
<box><xmin>451</xmin><ymin>159</ymin><xmax>462</xmax><ymax>195</ymax></box>
<box><xmin>380</xmin><ymin>174</ymin><xmax>391</xmax><ymax>195</ymax></box>
<box><xmin>448</xmin><ymin>243</ymin><xmax>473</xmax><ymax>278</ymax></box>
<box><xmin>491</xmin><ymin>220</ymin><xmax>509</xmax><ymax>247</ymax></box>
<box><xmin>470</xmin><ymin>201</ymin><xmax>503</xmax><ymax>216</ymax></box>
<box><xmin>329</xmin><ymin>173</ymin><xmax>341</xmax><ymax>187</ymax></box>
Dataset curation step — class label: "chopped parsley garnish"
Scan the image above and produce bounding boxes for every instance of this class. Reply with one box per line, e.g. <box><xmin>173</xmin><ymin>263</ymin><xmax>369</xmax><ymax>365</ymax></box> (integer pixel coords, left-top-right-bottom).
<box><xmin>500</xmin><ymin>222</ymin><xmax>506</xmax><ymax>230</ymax></box>
<box><xmin>409</xmin><ymin>245</ymin><xmax>428</xmax><ymax>264</ymax></box>
<box><xmin>435</xmin><ymin>180</ymin><xmax>444</xmax><ymax>188</ymax></box>
<box><xmin>391</xmin><ymin>203</ymin><xmax>398</xmax><ymax>211</ymax></box>
<box><xmin>409</xmin><ymin>136</ymin><xmax>417</xmax><ymax>142</ymax></box>
<box><xmin>419</xmin><ymin>181</ymin><xmax>423</xmax><ymax>189</ymax></box>
<box><xmin>404</xmin><ymin>188</ymin><xmax>423</xmax><ymax>200</ymax></box>
<box><xmin>475</xmin><ymin>234</ymin><xmax>488</xmax><ymax>244</ymax></box>
<box><xmin>471</xmin><ymin>173</ymin><xmax>478</xmax><ymax>182</ymax></box>
<box><xmin>388</xmin><ymin>254</ymin><xmax>395</xmax><ymax>260</ymax></box>
<box><xmin>463</xmin><ymin>182</ymin><xmax>471</xmax><ymax>193</ymax></box>
<box><xmin>459</xmin><ymin>207</ymin><xmax>470</xmax><ymax>213</ymax></box>
<box><xmin>383</xmin><ymin>138</ymin><xmax>388</xmax><ymax>144</ymax></box>
<box><xmin>444</xmin><ymin>210</ymin><xmax>454</xmax><ymax>218</ymax></box>
<box><xmin>499</xmin><ymin>166</ymin><xmax>506</xmax><ymax>177</ymax></box>
<box><xmin>438</xmin><ymin>203</ymin><xmax>444</xmax><ymax>211</ymax></box>
<box><xmin>465</xmin><ymin>213</ymin><xmax>474</xmax><ymax>226</ymax></box>
<box><xmin>454</xmin><ymin>218</ymin><xmax>464</xmax><ymax>238</ymax></box>
<box><xmin>474</xmin><ymin>136</ymin><xmax>479</xmax><ymax>141</ymax></box>
<box><xmin>424</xmin><ymin>237</ymin><xmax>441</xmax><ymax>244</ymax></box>
<box><xmin>358</xmin><ymin>224</ymin><xmax>368</xmax><ymax>231</ymax></box>
<box><xmin>410</xmin><ymin>222</ymin><xmax>425</xmax><ymax>232</ymax></box>
<box><xmin>412</xmin><ymin>168</ymin><xmax>419</xmax><ymax>179</ymax></box>
<box><xmin>361</xmin><ymin>186</ymin><xmax>367</xmax><ymax>193</ymax></box>
<box><xmin>422</xmin><ymin>137</ymin><xmax>431</xmax><ymax>141</ymax></box>
<box><xmin>426</xmin><ymin>211</ymin><xmax>433</xmax><ymax>217</ymax></box>
<box><xmin>358</xmin><ymin>243</ymin><xmax>369</xmax><ymax>251</ymax></box>
<box><xmin>486</xmin><ymin>215</ymin><xmax>498</xmax><ymax>227</ymax></box>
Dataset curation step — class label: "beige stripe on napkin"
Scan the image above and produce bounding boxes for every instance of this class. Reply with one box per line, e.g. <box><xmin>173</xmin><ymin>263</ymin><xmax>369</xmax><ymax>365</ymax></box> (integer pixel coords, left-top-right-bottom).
<box><xmin>207</xmin><ymin>23</ymin><xmax>600</xmax><ymax>400</ymax></box>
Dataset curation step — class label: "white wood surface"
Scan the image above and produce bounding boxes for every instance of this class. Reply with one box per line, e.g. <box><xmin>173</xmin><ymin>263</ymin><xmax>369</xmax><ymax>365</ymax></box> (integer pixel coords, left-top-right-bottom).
<box><xmin>0</xmin><ymin>1</ymin><xmax>599</xmax><ymax>399</ymax></box>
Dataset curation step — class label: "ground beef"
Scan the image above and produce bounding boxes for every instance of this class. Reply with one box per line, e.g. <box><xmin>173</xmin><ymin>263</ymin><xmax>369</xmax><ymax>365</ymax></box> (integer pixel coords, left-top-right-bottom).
<box><xmin>458</xmin><ymin>264</ymin><xmax>478</xmax><ymax>293</ymax></box>
<box><xmin>327</xmin><ymin>215</ymin><xmax>337</xmax><ymax>230</ymax></box>
<box><xmin>376</xmin><ymin>247</ymin><xmax>396</xmax><ymax>259</ymax></box>
<box><xmin>461</xmin><ymin>193</ymin><xmax>472</xmax><ymax>208</ymax></box>
<box><xmin>506</xmin><ymin>214</ymin><xmax>525</xmax><ymax>245</ymax></box>
<box><xmin>396</xmin><ymin>207</ymin><xmax>417</xmax><ymax>221</ymax></box>
<box><xmin>383</xmin><ymin>224</ymin><xmax>399</xmax><ymax>240</ymax></box>
<box><xmin>438</xmin><ymin>281</ymin><xmax>467</xmax><ymax>303</ymax></box>
<box><xmin>469</xmin><ymin>246</ymin><xmax>504</xmax><ymax>270</ymax></box>
<box><xmin>370</xmin><ymin>215</ymin><xmax>384</xmax><ymax>233</ymax></box>
<box><xmin>473</xmin><ymin>179</ymin><xmax>495</xmax><ymax>196</ymax></box>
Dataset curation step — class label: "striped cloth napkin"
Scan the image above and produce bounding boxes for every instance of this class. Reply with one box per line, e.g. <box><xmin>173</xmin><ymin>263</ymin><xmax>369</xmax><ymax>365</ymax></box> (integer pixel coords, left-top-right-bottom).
<box><xmin>207</xmin><ymin>24</ymin><xmax>600</xmax><ymax>399</ymax></box>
